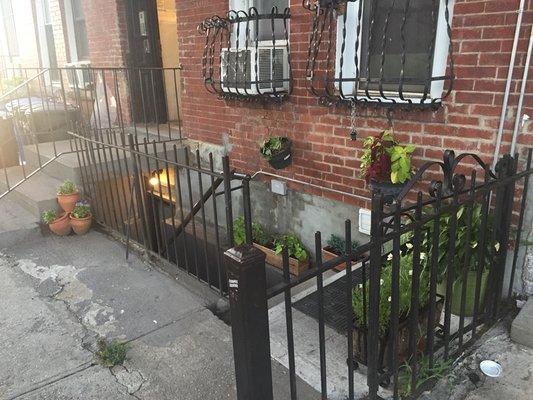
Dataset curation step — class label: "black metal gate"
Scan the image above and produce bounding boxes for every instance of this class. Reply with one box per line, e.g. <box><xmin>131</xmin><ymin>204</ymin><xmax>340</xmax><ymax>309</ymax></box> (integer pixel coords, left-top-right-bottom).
<box><xmin>226</xmin><ymin>148</ymin><xmax>532</xmax><ymax>400</ymax></box>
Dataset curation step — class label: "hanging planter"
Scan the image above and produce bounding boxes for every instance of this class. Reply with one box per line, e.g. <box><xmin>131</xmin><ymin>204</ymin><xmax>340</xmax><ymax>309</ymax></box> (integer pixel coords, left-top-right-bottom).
<box><xmin>260</xmin><ymin>137</ymin><xmax>292</xmax><ymax>170</ymax></box>
<box><xmin>360</xmin><ymin>130</ymin><xmax>415</xmax><ymax>204</ymax></box>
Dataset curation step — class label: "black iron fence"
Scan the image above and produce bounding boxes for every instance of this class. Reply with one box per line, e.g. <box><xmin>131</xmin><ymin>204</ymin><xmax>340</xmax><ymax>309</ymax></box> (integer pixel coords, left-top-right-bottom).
<box><xmin>68</xmin><ymin>126</ymin><xmax>252</xmax><ymax>294</ymax></box>
<box><xmin>198</xmin><ymin>6</ymin><xmax>292</xmax><ymax>101</ymax></box>
<box><xmin>226</xmin><ymin>148</ymin><xmax>532</xmax><ymax>400</ymax></box>
<box><xmin>0</xmin><ymin>66</ymin><xmax>183</xmax><ymax>199</ymax></box>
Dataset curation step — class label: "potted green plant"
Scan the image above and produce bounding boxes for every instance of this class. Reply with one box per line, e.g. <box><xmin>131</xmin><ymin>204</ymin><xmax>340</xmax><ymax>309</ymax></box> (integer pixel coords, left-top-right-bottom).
<box><xmin>232</xmin><ymin>217</ymin><xmax>309</xmax><ymax>275</ymax></box>
<box><xmin>69</xmin><ymin>200</ymin><xmax>92</xmax><ymax>235</ymax></box>
<box><xmin>352</xmin><ymin>251</ymin><xmax>443</xmax><ymax>369</ymax></box>
<box><xmin>42</xmin><ymin>210</ymin><xmax>71</xmax><ymax>236</ymax></box>
<box><xmin>57</xmin><ymin>180</ymin><xmax>80</xmax><ymax>213</ymax></box>
<box><xmin>259</xmin><ymin>136</ymin><xmax>292</xmax><ymax>169</ymax></box>
<box><xmin>360</xmin><ymin>130</ymin><xmax>415</xmax><ymax>203</ymax></box>
<box><xmin>233</xmin><ymin>216</ymin><xmax>269</xmax><ymax>247</ymax></box>
<box><xmin>322</xmin><ymin>234</ymin><xmax>361</xmax><ymax>271</ymax></box>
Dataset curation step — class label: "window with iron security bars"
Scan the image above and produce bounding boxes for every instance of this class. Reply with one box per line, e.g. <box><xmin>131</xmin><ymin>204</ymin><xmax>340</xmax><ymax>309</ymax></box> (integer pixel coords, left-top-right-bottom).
<box><xmin>304</xmin><ymin>0</ymin><xmax>455</xmax><ymax>108</ymax></box>
<box><xmin>198</xmin><ymin>1</ymin><xmax>292</xmax><ymax>101</ymax></box>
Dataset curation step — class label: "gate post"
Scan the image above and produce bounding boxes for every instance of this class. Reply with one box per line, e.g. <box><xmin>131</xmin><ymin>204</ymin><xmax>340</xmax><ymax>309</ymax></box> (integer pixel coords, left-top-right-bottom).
<box><xmin>225</xmin><ymin>245</ymin><xmax>273</xmax><ymax>400</ymax></box>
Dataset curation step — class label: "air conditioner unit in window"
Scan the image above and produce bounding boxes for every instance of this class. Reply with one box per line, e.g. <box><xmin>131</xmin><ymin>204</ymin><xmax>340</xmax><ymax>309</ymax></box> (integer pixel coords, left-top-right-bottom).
<box><xmin>65</xmin><ymin>61</ymin><xmax>93</xmax><ymax>89</ymax></box>
<box><xmin>220</xmin><ymin>42</ymin><xmax>289</xmax><ymax>95</ymax></box>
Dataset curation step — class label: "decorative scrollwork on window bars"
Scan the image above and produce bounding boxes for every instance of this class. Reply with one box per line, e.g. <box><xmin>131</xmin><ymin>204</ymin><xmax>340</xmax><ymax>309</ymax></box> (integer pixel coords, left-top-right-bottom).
<box><xmin>303</xmin><ymin>0</ymin><xmax>455</xmax><ymax>109</ymax></box>
<box><xmin>198</xmin><ymin>7</ymin><xmax>292</xmax><ymax>102</ymax></box>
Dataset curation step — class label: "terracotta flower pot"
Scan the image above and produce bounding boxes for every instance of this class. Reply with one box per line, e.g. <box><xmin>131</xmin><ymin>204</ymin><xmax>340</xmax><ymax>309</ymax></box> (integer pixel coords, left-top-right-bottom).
<box><xmin>70</xmin><ymin>213</ymin><xmax>92</xmax><ymax>235</ymax></box>
<box><xmin>48</xmin><ymin>213</ymin><xmax>71</xmax><ymax>236</ymax></box>
<box><xmin>57</xmin><ymin>192</ymin><xmax>80</xmax><ymax>213</ymax></box>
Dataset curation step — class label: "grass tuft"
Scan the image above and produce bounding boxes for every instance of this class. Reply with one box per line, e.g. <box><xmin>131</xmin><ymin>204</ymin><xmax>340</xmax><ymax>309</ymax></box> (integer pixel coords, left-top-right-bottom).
<box><xmin>96</xmin><ymin>338</ymin><xmax>129</xmax><ymax>367</ymax></box>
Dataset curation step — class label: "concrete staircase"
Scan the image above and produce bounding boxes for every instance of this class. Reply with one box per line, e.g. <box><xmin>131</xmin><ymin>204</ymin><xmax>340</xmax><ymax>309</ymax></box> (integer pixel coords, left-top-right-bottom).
<box><xmin>0</xmin><ymin>129</ymin><xmax>192</xmax><ymax>225</ymax></box>
<box><xmin>0</xmin><ymin>140</ymin><xmax>83</xmax><ymax>222</ymax></box>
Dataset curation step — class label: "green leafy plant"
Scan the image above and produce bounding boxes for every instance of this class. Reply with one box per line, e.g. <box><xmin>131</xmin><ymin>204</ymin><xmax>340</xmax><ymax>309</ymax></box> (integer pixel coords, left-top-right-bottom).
<box><xmin>360</xmin><ymin>130</ymin><xmax>415</xmax><ymax>184</ymax></box>
<box><xmin>96</xmin><ymin>339</ymin><xmax>129</xmax><ymax>367</ymax></box>
<box><xmin>42</xmin><ymin>210</ymin><xmax>58</xmax><ymax>225</ymax></box>
<box><xmin>57</xmin><ymin>180</ymin><xmax>77</xmax><ymax>195</ymax></box>
<box><xmin>1</xmin><ymin>76</ymin><xmax>25</xmax><ymax>96</ymax></box>
<box><xmin>259</xmin><ymin>136</ymin><xmax>286</xmax><ymax>161</ymax></box>
<box><xmin>326</xmin><ymin>234</ymin><xmax>360</xmax><ymax>256</ymax></box>
<box><xmin>233</xmin><ymin>216</ymin><xmax>269</xmax><ymax>246</ymax></box>
<box><xmin>389</xmin><ymin>143</ymin><xmax>416</xmax><ymax>184</ymax></box>
<box><xmin>398</xmin><ymin>355</ymin><xmax>452</xmax><ymax>397</ymax></box>
<box><xmin>71</xmin><ymin>201</ymin><xmax>91</xmax><ymax>219</ymax></box>
<box><xmin>418</xmin><ymin>203</ymin><xmax>494</xmax><ymax>283</ymax></box>
<box><xmin>274</xmin><ymin>234</ymin><xmax>308</xmax><ymax>262</ymax></box>
<box><xmin>352</xmin><ymin>251</ymin><xmax>430</xmax><ymax>335</ymax></box>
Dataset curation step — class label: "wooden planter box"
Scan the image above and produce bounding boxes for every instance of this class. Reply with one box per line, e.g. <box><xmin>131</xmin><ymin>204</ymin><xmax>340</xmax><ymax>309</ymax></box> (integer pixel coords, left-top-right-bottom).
<box><xmin>253</xmin><ymin>243</ymin><xmax>309</xmax><ymax>276</ymax></box>
<box><xmin>322</xmin><ymin>246</ymin><xmax>346</xmax><ymax>272</ymax></box>
<box><xmin>353</xmin><ymin>298</ymin><xmax>444</xmax><ymax>369</ymax></box>
<box><xmin>322</xmin><ymin>246</ymin><xmax>367</xmax><ymax>272</ymax></box>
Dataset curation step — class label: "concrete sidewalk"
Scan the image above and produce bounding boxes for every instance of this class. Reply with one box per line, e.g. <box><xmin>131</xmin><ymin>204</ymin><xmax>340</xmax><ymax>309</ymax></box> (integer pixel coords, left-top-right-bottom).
<box><xmin>0</xmin><ymin>209</ymin><xmax>318</xmax><ymax>399</ymax></box>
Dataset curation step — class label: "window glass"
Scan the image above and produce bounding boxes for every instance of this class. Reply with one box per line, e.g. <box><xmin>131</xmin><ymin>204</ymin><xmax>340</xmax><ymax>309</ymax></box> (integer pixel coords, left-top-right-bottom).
<box><xmin>359</xmin><ymin>0</ymin><xmax>438</xmax><ymax>94</ymax></box>
<box><xmin>230</xmin><ymin>0</ymin><xmax>288</xmax><ymax>45</ymax></box>
<box><xmin>0</xmin><ymin>0</ymin><xmax>18</xmax><ymax>56</ymax></box>
<box><xmin>70</xmin><ymin>0</ymin><xmax>89</xmax><ymax>60</ymax></box>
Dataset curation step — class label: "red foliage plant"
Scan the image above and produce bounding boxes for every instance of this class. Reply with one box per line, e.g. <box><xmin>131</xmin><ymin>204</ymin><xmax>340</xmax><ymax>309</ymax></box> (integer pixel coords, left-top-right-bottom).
<box><xmin>360</xmin><ymin>130</ymin><xmax>396</xmax><ymax>183</ymax></box>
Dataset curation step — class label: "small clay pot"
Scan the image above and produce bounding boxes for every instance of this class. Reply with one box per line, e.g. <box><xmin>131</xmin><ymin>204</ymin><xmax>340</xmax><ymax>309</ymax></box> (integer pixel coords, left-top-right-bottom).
<box><xmin>48</xmin><ymin>213</ymin><xmax>71</xmax><ymax>236</ymax></box>
<box><xmin>57</xmin><ymin>192</ymin><xmax>80</xmax><ymax>213</ymax></box>
<box><xmin>70</xmin><ymin>213</ymin><xmax>92</xmax><ymax>235</ymax></box>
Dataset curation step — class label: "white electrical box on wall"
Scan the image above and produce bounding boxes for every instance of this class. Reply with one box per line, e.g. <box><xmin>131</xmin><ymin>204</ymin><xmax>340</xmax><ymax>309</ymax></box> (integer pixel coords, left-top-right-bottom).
<box><xmin>359</xmin><ymin>208</ymin><xmax>371</xmax><ymax>235</ymax></box>
<box><xmin>271</xmin><ymin>179</ymin><xmax>287</xmax><ymax>196</ymax></box>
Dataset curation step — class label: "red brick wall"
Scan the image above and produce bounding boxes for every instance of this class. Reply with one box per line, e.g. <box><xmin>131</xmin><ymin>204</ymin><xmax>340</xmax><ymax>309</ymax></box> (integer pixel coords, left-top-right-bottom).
<box><xmin>178</xmin><ymin>0</ymin><xmax>532</xmax><ymax>209</ymax></box>
<box><xmin>81</xmin><ymin>0</ymin><xmax>129</xmax><ymax>67</ymax></box>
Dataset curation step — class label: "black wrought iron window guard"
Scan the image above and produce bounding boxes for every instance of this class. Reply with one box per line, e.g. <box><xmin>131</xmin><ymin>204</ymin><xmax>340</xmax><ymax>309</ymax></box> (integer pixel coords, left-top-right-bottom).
<box><xmin>198</xmin><ymin>7</ymin><xmax>292</xmax><ymax>101</ymax></box>
<box><xmin>304</xmin><ymin>0</ymin><xmax>455</xmax><ymax>108</ymax></box>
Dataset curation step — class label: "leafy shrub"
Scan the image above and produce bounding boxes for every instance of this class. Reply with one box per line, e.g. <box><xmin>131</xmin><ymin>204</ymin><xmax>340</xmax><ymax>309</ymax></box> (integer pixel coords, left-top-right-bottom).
<box><xmin>233</xmin><ymin>216</ymin><xmax>269</xmax><ymax>246</ymax></box>
<box><xmin>259</xmin><ymin>136</ymin><xmax>287</xmax><ymax>161</ymax></box>
<box><xmin>326</xmin><ymin>234</ymin><xmax>360</xmax><ymax>256</ymax></box>
<box><xmin>96</xmin><ymin>339</ymin><xmax>128</xmax><ymax>367</ymax></box>
<box><xmin>71</xmin><ymin>201</ymin><xmax>91</xmax><ymax>219</ymax></box>
<box><xmin>420</xmin><ymin>203</ymin><xmax>494</xmax><ymax>283</ymax></box>
<box><xmin>274</xmin><ymin>234</ymin><xmax>308</xmax><ymax>262</ymax></box>
<box><xmin>42</xmin><ymin>210</ymin><xmax>58</xmax><ymax>224</ymax></box>
<box><xmin>57</xmin><ymin>180</ymin><xmax>77</xmax><ymax>195</ymax></box>
<box><xmin>352</xmin><ymin>251</ymin><xmax>430</xmax><ymax>336</ymax></box>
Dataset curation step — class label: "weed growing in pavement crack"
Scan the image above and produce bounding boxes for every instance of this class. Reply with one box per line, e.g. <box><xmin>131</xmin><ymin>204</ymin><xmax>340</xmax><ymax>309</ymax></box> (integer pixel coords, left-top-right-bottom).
<box><xmin>96</xmin><ymin>338</ymin><xmax>129</xmax><ymax>367</ymax></box>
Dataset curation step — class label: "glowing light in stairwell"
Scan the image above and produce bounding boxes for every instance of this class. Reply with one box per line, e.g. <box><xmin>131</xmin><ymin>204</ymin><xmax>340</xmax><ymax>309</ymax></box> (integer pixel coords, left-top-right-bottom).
<box><xmin>149</xmin><ymin>176</ymin><xmax>160</xmax><ymax>186</ymax></box>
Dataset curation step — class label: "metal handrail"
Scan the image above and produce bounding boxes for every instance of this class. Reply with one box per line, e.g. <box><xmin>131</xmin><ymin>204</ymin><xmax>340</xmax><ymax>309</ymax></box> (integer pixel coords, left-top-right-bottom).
<box><xmin>0</xmin><ymin>69</ymin><xmax>50</xmax><ymax>102</ymax></box>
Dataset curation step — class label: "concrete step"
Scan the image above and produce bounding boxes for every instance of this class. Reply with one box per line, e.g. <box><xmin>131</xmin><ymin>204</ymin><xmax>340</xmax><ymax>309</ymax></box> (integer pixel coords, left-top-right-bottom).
<box><xmin>23</xmin><ymin>139</ymin><xmax>84</xmax><ymax>185</ymax></box>
<box><xmin>511</xmin><ymin>298</ymin><xmax>533</xmax><ymax>348</ymax></box>
<box><xmin>0</xmin><ymin>166</ymin><xmax>64</xmax><ymax>218</ymax></box>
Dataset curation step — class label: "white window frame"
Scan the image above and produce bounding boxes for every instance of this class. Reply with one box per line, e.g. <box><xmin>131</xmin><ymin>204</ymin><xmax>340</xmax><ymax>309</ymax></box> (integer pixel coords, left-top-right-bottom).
<box><xmin>335</xmin><ymin>0</ymin><xmax>455</xmax><ymax>104</ymax></box>
<box><xmin>64</xmin><ymin>0</ymin><xmax>89</xmax><ymax>62</ymax></box>
<box><xmin>35</xmin><ymin>0</ymin><xmax>60</xmax><ymax>84</ymax></box>
<box><xmin>229</xmin><ymin>0</ymin><xmax>289</xmax><ymax>47</ymax></box>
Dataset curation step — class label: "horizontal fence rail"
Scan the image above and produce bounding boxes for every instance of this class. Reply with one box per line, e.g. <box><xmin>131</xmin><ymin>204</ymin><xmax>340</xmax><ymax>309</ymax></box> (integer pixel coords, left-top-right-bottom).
<box><xmin>226</xmin><ymin>148</ymin><xmax>532</xmax><ymax>400</ymax></box>
<box><xmin>0</xmin><ymin>66</ymin><xmax>184</xmax><ymax>199</ymax></box>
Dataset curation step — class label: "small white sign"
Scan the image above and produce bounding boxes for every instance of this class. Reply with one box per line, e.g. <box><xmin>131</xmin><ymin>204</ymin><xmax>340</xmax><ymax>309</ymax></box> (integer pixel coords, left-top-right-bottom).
<box><xmin>359</xmin><ymin>208</ymin><xmax>371</xmax><ymax>235</ymax></box>
<box><xmin>229</xmin><ymin>279</ymin><xmax>238</xmax><ymax>288</ymax></box>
